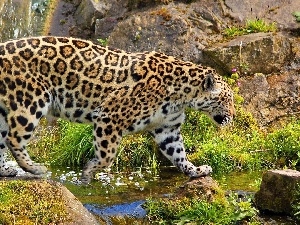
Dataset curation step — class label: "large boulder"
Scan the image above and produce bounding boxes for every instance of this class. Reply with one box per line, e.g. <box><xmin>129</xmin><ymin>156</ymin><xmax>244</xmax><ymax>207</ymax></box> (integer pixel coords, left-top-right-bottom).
<box><xmin>203</xmin><ymin>33</ymin><xmax>292</xmax><ymax>75</ymax></box>
<box><xmin>255</xmin><ymin>169</ymin><xmax>300</xmax><ymax>214</ymax></box>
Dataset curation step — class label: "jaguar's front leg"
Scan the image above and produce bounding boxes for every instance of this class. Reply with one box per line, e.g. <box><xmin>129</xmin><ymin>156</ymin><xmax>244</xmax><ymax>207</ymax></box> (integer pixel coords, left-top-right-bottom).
<box><xmin>151</xmin><ymin>125</ymin><xmax>212</xmax><ymax>177</ymax></box>
<box><xmin>81</xmin><ymin>117</ymin><xmax>122</xmax><ymax>184</ymax></box>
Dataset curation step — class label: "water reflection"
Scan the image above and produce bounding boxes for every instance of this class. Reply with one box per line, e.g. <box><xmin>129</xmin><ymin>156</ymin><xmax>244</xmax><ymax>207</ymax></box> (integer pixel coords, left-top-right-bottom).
<box><xmin>0</xmin><ymin>0</ymin><xmax>44</xmax><ymax>42</ymax></box>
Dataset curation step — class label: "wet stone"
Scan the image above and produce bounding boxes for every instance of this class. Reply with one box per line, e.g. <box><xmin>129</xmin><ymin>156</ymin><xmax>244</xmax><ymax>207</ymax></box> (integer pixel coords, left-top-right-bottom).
<box><xmin>174</xmin><ymin>176</ymin><xmax>219</xmax><ymax>200</ymax></box>
<box><xmin>254</xmin><ymin>169</ymin><xmax>300</xmax><ymax>215</ymax></box>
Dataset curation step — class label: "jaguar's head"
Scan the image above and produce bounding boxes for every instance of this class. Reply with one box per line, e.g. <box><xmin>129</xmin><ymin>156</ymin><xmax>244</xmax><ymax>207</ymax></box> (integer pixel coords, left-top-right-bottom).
<box><xmin>191</xmin><ymin>73</ymin><xmax>235</xmax><ymax>126</ymax></box>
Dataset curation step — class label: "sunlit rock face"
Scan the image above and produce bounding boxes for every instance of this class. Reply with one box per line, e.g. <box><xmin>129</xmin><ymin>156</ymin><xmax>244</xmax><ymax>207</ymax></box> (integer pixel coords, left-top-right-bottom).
<box><xmin>255</xmin><ymin>169</ymin><xmax>300</xmax><ymax>214</ymax></box>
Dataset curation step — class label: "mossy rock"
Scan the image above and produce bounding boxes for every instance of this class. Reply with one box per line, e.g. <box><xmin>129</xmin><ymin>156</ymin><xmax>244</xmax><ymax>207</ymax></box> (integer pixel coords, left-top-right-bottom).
<box><xmin>0</xmin><ymin>178</ymin><xmax>99</xmax><ymax>225</ymax></box>
<box><xmin>174</xmin><ymin>176</ymin><xmax>219</xmax><ymax>200</ymax></box>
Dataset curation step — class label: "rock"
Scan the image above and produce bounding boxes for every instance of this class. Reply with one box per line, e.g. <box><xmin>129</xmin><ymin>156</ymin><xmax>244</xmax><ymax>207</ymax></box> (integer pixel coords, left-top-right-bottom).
<box><xmin>74</xmin><ymin>0</ymin><xmax>128</xmax><ymax>31</ymax></box>
<box><xmin>239</xmin><ymin>71</ymin><xmax>300</xmax><ymax>127</ymax></box>
<box><xmin>254</xmin><ymin>169</ymin><xmax>300</xmax><ymax>214</ymax></box>
<box><xmin>220</xmin><ymin>0</ymin><xmax>300</xmax><ymax>31</ymax></box>
<box><xmin>108</xmin><ymin>2</ymin><xmax>224</xmax><ymax>62</ymax></box>
<box><xmin>203</xmin><ymin>32</ymin><xmax>291</xmax><ymax>75</ymax></box>
<box><xmin>0</xmin><ymin>178</ymin><xmax>99</xmax><ymax>225</ymax></box>
<box><xmin>95</xmin><ymin>17</ymin><xmax>119</xmax><ymax>39</ymax></box>
<box><xmin>61</xmin><ymin>182</ymin><xmax>100</xmax><ymax>225</ymax></box>
<box><xmin>173</xmin><ymin>176</ymin><xmax>219</xmax><ymax>200</ymax></box>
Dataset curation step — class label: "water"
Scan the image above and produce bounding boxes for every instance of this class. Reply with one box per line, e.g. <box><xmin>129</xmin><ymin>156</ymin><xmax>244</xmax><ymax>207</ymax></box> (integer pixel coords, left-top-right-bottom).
<box><xmin>47</xmin><ymin>166</ymin><xmax>296</xmax><ymax>224</ymax></box>
<box><xmin>50</xmin><ymin>166</ymin><xmax>186</xmax><ymax>205</ymax></box>
<box><xmin>50</xmin><ymin>166</ymin><xmax>185</xmax><ymax>224</ymax></box>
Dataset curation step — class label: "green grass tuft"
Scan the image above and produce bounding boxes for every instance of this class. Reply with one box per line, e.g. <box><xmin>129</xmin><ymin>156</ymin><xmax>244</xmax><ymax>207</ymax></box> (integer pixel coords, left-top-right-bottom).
<box><xmin>224</xmin><ymin>19</ymin><xmax>277</xmax><ymax>38</ymax></box>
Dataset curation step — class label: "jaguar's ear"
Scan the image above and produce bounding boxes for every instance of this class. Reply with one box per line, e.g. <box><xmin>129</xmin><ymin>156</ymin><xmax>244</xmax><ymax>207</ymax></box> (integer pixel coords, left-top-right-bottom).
<box><xmin>202</xmin><ymin>73</ymin><xmax>216</xmax><ymax>92</ymax></box>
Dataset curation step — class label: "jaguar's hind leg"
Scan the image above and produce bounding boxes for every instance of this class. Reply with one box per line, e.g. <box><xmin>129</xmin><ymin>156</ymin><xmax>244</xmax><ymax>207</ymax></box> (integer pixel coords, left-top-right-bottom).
<box><xmin>0</xmin><ymin>144</ymin><xmax>17</xmax><ymax>177</ymax></box>
<box><xmin>0</xmin><ymin>113</ymin><xmax>17</xmax><ymax>177</ymax></box>
<box><xmin>5</xmin><ymin>109</ymin><xmax>47</xmax><ymax>175</ymax></box>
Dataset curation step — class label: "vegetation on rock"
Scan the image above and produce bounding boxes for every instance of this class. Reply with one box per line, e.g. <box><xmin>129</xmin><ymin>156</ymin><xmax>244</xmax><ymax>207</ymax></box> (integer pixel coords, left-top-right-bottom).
<box><xmin>145</xmin><ymin>188</ymin><xmax>259</xmax><ymax>224</ymax></box>
<box><xmin>0</xmin><ymin>180</ymin><xmax>68</xmax><ymax>225</ymax></box>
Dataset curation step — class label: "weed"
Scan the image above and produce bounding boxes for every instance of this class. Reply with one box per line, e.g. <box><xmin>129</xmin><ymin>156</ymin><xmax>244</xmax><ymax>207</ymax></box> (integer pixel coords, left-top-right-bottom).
<box><xmin>97</xmin><ymin>38</ymin><xmax>108</xmax><ymax>46</ymax></box>
<box><xmin>265</xmin><ymin>120</ymin><xmax>300</xmax><ymax>168</ymax></box>
<box><xmin>28</xmin><ymin>118</ymin><xmax>59</xmax><ymax>163</ymax></box>
<box><xmin>50</xmin><ymin>120</ymin><xmax>94</xmax><ymax>167</ymax></box>
<box><xmin>117</xmin><ymin>133</ymin><xmax>159</xmax><ymax>173</ymax></box>
<box><xmin>245</xmin><ymin>19</ymin><xmax>277</xmax><ymax>33</ymax></box>
<box><xmin>293</xmin><ymin>12</ymin><xmax>300</xmax><ymax>22</ymax></box>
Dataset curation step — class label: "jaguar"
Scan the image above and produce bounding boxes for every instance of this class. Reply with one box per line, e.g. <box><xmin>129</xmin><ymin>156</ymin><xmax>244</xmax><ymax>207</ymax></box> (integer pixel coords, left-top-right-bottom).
<box><xmin>0</xmin><ymin>36</ymin><xmax>235</xmax><ymax>183</ymax></box>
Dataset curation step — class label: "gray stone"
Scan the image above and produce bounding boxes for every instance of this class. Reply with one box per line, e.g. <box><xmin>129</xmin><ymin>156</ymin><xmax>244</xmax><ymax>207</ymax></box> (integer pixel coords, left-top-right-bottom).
<box><xmin>203</xmin><ymin>33</ymin><xmax>291</xmax><ymax>75</ymax></box>
<box><xmin>255</xmin><ymin>169</ymin><xmax>300</xmax><ymax>214</ymax></box>
<box><xmin>174</xmin><ymin>176</ymin><xmax>219</xmax><ymax>201</ymax></box>
<box><xmin>95</xmin><ymin>17</ymin><xmax>119</xmax><ymax>39</ymax></box>
<box><xmin>221</xmin><ymin>0</ymin><xmax>300</xmax><ymax>30</ymax></box>
<box><xmin>74</xmin><ymin>0</ymin><xmax>128</xmax><ymax>30</ymax></box>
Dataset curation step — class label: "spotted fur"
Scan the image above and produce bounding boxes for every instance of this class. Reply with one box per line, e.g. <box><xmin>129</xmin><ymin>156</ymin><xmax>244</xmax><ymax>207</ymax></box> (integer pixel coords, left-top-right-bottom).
<box><xmin>0</xmin><ymin>36</ymin><xmax>235</xmax><ymax>183</ymax></box>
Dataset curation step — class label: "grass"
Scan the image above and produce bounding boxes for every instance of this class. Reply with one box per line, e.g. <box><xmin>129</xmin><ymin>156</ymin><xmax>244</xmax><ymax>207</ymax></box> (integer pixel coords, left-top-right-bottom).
<box><xmin>28</xmin><ymin>120</ymin><xmax>160</xmax><ymax>173</ymax></box>
<box><xmin>0</xmin><ymin>180</ymin><xmax>68</xmax><ymax>225</ymax></box>
<box><xmin>28</xmin><ymin>107</ymin><xmax>300</xmax><ymax>176</ymax></box>
<box><xmin>224</xmin><ymin>19</ymin><xmax>277</xmax><ymax>38</ymax></box>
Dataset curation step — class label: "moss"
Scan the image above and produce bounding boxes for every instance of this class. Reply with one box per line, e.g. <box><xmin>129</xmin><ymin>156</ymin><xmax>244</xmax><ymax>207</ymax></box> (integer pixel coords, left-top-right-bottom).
<box><xmin>0</xmin><ymin>180</ymin><xmax>69</xmax><ymax>225</ymax></box>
